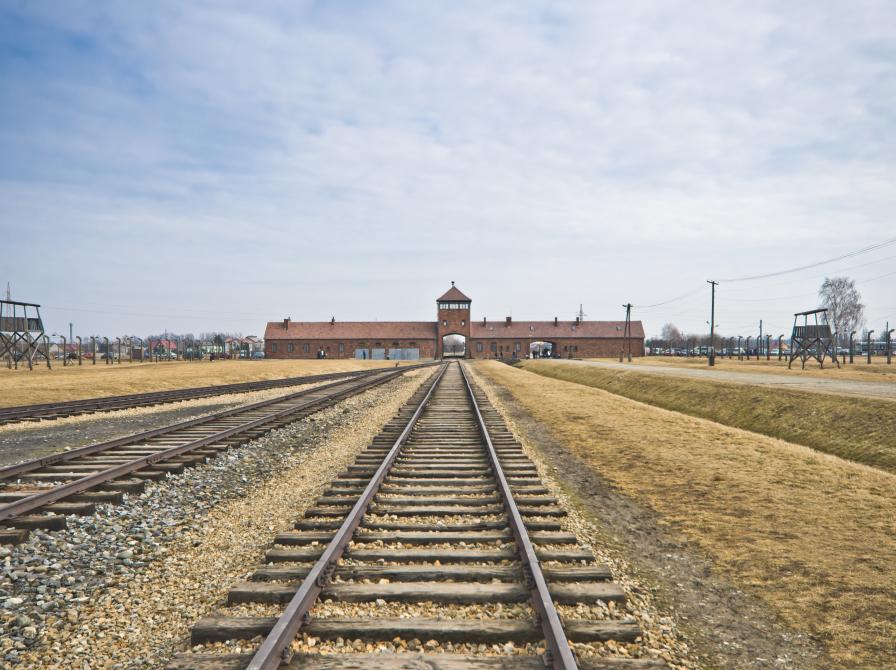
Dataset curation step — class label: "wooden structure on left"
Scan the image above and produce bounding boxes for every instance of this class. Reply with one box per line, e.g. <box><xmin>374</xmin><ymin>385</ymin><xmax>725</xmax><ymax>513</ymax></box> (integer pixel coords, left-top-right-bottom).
<box><xmin>0</xmin><ymin>300</ymin><xmax>51</xmax><ymax>369</ymax></box>
<box><xmin>788</xmin><ymin>308</ymin><xmax>840</xmax><ymax>369</ymax></box>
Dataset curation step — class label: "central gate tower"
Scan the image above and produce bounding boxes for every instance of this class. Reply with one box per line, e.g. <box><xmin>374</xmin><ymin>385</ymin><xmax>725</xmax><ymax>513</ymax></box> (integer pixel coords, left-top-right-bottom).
<box><xmin>436</xmin><ymin>282</ymin><xmax>471</xmax><ymax>358</ymax></box>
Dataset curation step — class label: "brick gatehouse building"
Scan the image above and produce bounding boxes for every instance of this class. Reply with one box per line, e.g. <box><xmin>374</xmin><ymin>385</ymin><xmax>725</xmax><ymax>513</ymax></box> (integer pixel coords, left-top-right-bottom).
<box><xmin>264</xmin><ymin>284</ymin><xmax>644</xmax><ymax>360</ymax></box>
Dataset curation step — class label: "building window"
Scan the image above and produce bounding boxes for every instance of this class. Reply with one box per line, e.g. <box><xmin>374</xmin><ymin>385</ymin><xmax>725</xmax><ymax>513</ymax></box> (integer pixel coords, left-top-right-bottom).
<box><xmin>490</xmin><ymin>342</ymin><xmax>497</xmax><ymax>352</ymax></box>
<box><xmin>338</xmin><ymin>343</ymin><xmax>344</xmax><ymax>354</ymax></box>
<box><xmin>514</xmin><ymin>342</ymin><xmax>521</xmax><ymax>351</ymax></box>
<box><xmin>287</xmin><ymin>343</ymin><xmax>294</xmax><ymax>353</ymax></box>
<box><xmin>461</xmin><ymin>320</ymin><xmax>466</xmax><ymax>326</ymax></box>
<box><xmin>442</xmin><ymin>320</ymin><xmax>447</xmax><ymax>327</ymax></box>
<box><xmin>476</xmin><ymin>342</ymin><xmax>483</xmax><ymax>353</ymax></box>
<box><xmin>303</xmin><ymin>343</ymin><xmax>310</xmax><ymax>353</ymax></box>
<box><xmin>271</xmin><ymin>343</ymin><xmax>278</xmax><ymax>353</ymax></box>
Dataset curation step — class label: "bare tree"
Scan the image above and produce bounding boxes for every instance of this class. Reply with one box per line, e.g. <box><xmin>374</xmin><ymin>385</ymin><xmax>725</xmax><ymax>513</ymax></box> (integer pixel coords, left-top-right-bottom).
<box><xmin>819</xmin><ymin>276</ymin><xmax>865</xmax><ymax>343</ymax></box>
<box><xmin>660</xmin><ymin>323</ymin><xmax>683</xmax><ymax>347</ymax></box>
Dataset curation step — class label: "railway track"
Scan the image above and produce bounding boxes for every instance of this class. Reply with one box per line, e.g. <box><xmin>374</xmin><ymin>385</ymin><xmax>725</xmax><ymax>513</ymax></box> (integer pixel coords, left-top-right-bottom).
<box><xmin>169</xmin><ymin>362</ymin><xmax>666</xmax><ymax>670</ymax></box>
<box><xmin>0</xmin><ymin>367</ymin><xmax>388</xmax><ymax>426</ymax></box>
<box><xmin>0</xmin><ymin>364</ymin><xmax>434</xmax><ymax>545</ymax></box>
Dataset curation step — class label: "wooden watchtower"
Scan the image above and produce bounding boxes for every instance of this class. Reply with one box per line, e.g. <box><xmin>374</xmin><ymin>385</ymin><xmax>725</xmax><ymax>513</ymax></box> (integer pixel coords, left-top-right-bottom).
<box><xmin>0</xmin><ymin>299</ymin><xmax>51</xmax><ymax>369</ymax></box>
<box><xmin>788</xmin><ymin>308</ymin><xmax>840</xmax><ymax>369</ymax></box>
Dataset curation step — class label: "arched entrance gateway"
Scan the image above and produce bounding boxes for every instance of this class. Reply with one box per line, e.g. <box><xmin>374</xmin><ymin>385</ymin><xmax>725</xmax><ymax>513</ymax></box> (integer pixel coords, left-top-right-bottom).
<box><xmin>530</xmin><ymin>340</ymin><xmax>556</xmax><ymax>359</ymax></box>
<box><xmin>441</xmin><ymin>334</ymin><xmax>467</xmax><ymax>358</ymax></box>
<box><xmin>436</xmin><ymin>282</ymin><xmax>472</xmax><ymax>359</ymax></box>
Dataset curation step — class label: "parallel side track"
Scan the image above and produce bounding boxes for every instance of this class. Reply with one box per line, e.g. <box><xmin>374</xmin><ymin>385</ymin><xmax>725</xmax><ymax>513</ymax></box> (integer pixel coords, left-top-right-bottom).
<box><xmin>0</xmin><ymin>367</ymin><xmax>390</xmax><ymax>426</ymax></box>
<box><xmin>0</xmin><ymin>364</ymin><xmax>435</xmax><ymax>544</ymax></box>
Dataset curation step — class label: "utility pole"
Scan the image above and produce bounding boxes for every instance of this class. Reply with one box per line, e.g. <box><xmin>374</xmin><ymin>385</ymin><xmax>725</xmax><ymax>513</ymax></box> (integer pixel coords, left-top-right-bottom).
<box><xmin>620</xmin><ymin>303</ymin><xmax>632</xmax><ymax>362</ymax></box>
<box><xmin>887</xmin><ymin>322</ymin><xmax>893</xmax><ymax>365</ymax></box>
<box><xmin>758</xmin><ymin>319</ymin><xmax>763</xmax><ymax>359</ymax></box>
<box><xmin>707</xmin><ymin>280</ymin><xmax>717</xmax><ymax>367</ymax></box>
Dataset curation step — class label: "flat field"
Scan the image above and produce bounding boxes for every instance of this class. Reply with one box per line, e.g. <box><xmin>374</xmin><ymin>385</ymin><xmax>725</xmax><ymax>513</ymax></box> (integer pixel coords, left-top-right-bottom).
<box><xmin>0</xmin><ymin>359</ymin><xmax>417</xmax><ymax>407</ymax></box>
<box><xmin>521</xmin><ymin>359</ymin><xmax>896</xmax><ymax>472</ymax></box>
<box><xmin>473</xmin><ymin>360</ymin><xmax>896</xmax><ymax>669</ymax></box>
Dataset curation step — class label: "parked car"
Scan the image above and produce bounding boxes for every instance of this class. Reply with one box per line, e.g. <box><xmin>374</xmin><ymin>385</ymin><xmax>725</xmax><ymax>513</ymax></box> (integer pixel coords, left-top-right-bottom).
<box><xmin>251</xmin><ymin>351</ymin><xmax>265</xmax><ymax>359</ymax></box>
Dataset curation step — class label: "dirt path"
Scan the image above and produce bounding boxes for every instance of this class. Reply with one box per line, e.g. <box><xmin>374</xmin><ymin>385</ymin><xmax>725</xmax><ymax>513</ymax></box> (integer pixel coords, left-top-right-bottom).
<box><xmin>573</xmin><ymin>360</ymin><xmax>896</xmax><ymax>401</ymax></box>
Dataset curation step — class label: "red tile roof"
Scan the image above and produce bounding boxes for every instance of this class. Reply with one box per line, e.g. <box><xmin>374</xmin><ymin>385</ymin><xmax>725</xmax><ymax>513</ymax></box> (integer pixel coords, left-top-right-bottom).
<box><xmin>436</xmin><ymin>284</ymin><xmax>471</xmax><ymax>302</ymax></box>
<box><xmin>265</xmin><ymin>319</ymin><xmax>643</xmax><ymax>341</ymax></box>
<box><xmin>265</xmin><ymin>321</ymin><xmax>437</xmax><ymax>341</ymax></box>
<box><xmin>470</xmin><ymin>320</ymin><xmax>644</xmax><ymax>340</ymax></box>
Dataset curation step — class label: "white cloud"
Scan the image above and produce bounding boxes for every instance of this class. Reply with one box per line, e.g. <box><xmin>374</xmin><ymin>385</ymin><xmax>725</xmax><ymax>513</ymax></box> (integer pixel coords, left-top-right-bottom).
<box><xmin>1</xmin><ymin>1</ymin><xmax>894</xmax><ymax>336</ymax></box>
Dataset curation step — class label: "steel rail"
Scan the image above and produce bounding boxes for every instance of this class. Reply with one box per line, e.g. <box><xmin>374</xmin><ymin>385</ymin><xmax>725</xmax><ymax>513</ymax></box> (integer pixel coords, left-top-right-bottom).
<box><xmin>459</xmin><ymin>361</ymin><xmax>578</xmax><ymax>670</ymax></box>
<box><xmin>0</xmin><ymin>368</ymin><xmax>382</xmax><ymax>423</ymax></box>
<box><xmin>244</xmin><ymin>363</ymin><xmax>449</xmax><ymax>670</ymax></box>
<box><xmin>0</xmin><ymin>364</ymin><xmax>432</xmax><ymax>480</ymax></box>
<box><xmin>0</xmin><ymin>366</ymin><xmax>432</xmax><ymax>522</ymax></box>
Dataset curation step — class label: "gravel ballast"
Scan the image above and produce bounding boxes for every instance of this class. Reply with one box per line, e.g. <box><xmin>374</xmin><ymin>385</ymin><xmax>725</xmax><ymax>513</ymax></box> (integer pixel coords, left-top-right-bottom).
<box><xmin>0</xmin><ymin>368</ymin><xmax>432</xmax><ymax>669</ymax></box>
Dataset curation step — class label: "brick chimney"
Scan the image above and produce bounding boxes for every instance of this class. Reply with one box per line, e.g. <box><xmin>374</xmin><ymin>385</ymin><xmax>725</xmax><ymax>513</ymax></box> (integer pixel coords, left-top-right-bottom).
<box><xmin>505</xmin><ymin>316</ymin><xmax>512</xmax><ymax>327</ymax></box>
<box><xmin>482</xmin><ymin>317</ymin><xmax>487</xmax><ymax>326</ymax></box>
<box><xmin>575</xmin><ymin>316</ymin><xmax>580</xmax><ymax>326</ymax></box>
<box><xmin>331</xmin><ymin>316</ymin><xmax>335</xmax><ymax>325</ymax></box>
<box><xmin>554</xmin><ymin>317</ymin><xmax>558</xmax><ymax>326</ymax></box>
<box><xmin>283</xmin><ymin>317</ymin><xmax>290</xmax><ymax>330</ymax></box>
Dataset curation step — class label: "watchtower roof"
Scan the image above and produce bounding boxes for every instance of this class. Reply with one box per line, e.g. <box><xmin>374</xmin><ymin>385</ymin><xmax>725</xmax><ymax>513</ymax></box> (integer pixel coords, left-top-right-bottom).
<box><xmin>437</xmin><ymin>283</ymin><xmax>471</xmax><ymax>303</ymax></box>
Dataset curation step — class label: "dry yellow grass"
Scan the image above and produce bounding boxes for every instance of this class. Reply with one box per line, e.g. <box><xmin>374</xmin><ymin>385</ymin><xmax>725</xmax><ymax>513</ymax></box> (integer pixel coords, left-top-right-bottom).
<box><xmin>621</xmin><ymin>355</ymin><xmax>896</xmax><ymax>381</ymax></box>
<box><xmin>519</xmin><ymin>360</ymin><xmax>896</xmax><ymax>473</ymax></box>
<box><xmin>0</xmin><ymin>359</ymin><xmax>416</xmax><ymax>407</ymax></box>
<box><xmin>472</xmin><ymin>360</ymin><xmax>896</xmax><ymax>669</ymax></box>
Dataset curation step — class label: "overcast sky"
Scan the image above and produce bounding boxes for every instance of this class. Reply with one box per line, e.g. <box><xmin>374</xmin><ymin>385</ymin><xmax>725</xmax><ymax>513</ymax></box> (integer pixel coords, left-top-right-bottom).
<box><xmin>1</xmin><ymin>1</ymin><xmax>894</xmax><ymax>339</ymax></box>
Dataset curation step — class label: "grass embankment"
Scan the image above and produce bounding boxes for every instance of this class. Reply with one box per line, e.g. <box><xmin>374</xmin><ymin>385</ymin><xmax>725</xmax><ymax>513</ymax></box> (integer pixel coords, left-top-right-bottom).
<box><xmin>0</xmin><ymin>359</ymin><xmax>417</xmax><ymax>407</ymax></box>
<box><xmin>520</xmin><ymin>360</ymin><xmax>896</xmax><ymax>473</ymax></box>
<box><xmin>626</xmin><ymin>356</ymin><xmax>896</xmax><ymax>381</ymax></box>
<box><xmin>472</xmin><ymin>361</ymin><xmax>896</xmax><ymax>669</ymax></box>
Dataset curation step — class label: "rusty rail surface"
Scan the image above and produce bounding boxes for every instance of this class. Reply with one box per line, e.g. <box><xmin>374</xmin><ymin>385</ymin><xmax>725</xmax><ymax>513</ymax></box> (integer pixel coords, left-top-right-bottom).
<box><xmin>459</xmin><ymin>361</ymin><xmax>578</xmax><ymax>669</ymax></box>
<box><xmin>0</xmin><ymin>364</ymin><xmax>436</xmax><ymax>524</ymax></box>
<box><xmin>0</xmin><ymin>367</ymin><xmax>387</xmax><ymax>425</ymax></box>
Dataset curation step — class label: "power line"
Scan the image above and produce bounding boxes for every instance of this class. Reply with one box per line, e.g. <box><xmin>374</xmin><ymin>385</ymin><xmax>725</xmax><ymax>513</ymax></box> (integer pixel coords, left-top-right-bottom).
<box><xmin>633</xmin><ymin>286</ymin><xmax>704</xmax><ymax>309</ymax></box>
<box><xmin>634</xmin><ymin>240</ymin><xmax>895</xmax><ymax>312</ymax></box>
<box><xmin>721</xmin><ymin>253</ymin><xmax>896</xmax><ymax>298</ymax></box>
<box><xmin>717</xmin><ymin>236</ymin><xmax>896</xmax><ymax>283</ymax></box>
